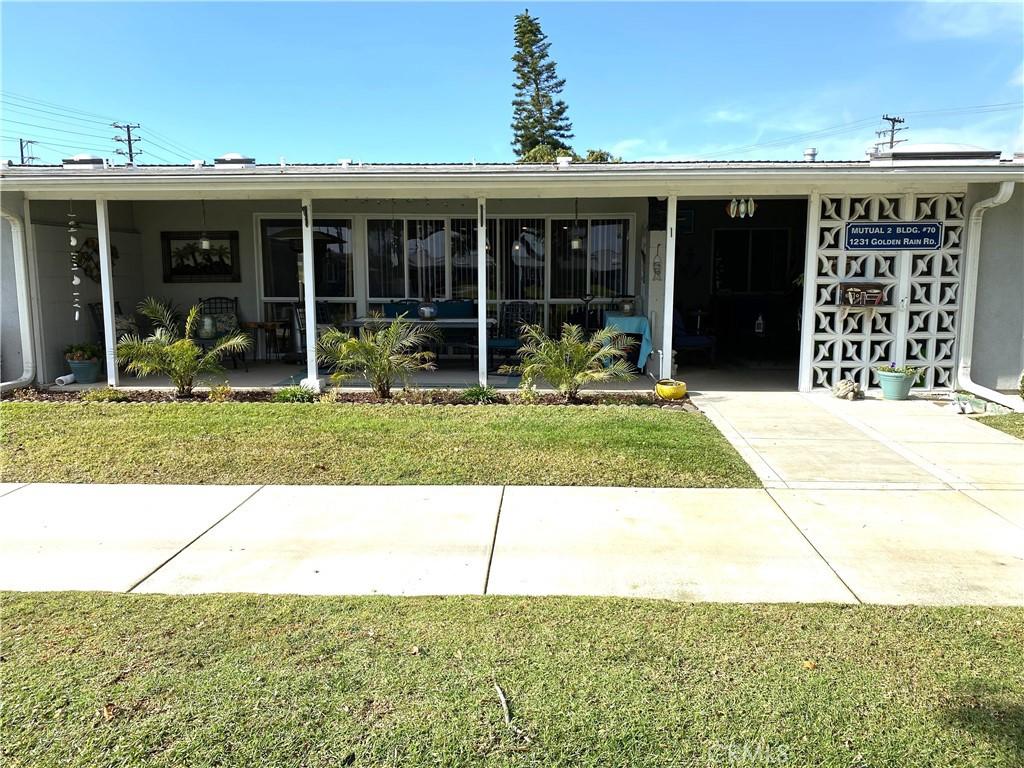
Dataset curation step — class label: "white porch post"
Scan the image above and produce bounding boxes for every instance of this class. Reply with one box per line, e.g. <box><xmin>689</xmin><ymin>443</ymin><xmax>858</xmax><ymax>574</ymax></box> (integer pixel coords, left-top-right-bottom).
<box><xmin>95</xmin><ymin>199</ymin><xmax>119</xmax><ymax>387</ymax></box>
<box><xmin>798</xmin><ymin>191</ymin><xmax>821</xmax><ymax>392</ymax></box>
<box><xmin>476</xmin><ymin>197</ymin><xmax>487</xmax><ymax>386</ymax></box>
<box><xmin>660</xmin><ymin>195</ymin><xmax>678</xmax><ymax>380</ymax></box>
<box><xmin>300</xmin><ymin>197</ymin><xmax>320</xmax><ymax>392</ymax></box>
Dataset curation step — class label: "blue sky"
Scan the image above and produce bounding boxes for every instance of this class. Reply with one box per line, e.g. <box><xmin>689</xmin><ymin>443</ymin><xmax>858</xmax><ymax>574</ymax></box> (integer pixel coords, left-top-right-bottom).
<box><xmin>2</xmin><ymin>2</ymin><xmax>1022</xmax><ymax>164</ymax></box>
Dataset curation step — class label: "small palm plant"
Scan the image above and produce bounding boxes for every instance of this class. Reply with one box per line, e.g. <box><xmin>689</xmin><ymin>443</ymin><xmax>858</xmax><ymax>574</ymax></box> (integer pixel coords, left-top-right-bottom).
<box><xmin>116</xmin><ymin>297</ymin><xmax>251</xmax><ymax>398</ymax></box>
<box><xmin>316</xmin><ymin>314</ymin><xmax>437</xmax><ymax>399</ymax></box>
<box><xmin>501</xmin><ymin>323</ymin><xmax>636</xmax><ymax>401</ymax></box>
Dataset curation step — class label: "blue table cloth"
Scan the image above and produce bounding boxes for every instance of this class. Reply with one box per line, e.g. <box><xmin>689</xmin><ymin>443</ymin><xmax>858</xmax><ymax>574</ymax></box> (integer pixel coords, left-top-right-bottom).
<box><xmin>603</xmin><ymin>312</ymin><xmax>652</xmax><ymax>369</ymax></box>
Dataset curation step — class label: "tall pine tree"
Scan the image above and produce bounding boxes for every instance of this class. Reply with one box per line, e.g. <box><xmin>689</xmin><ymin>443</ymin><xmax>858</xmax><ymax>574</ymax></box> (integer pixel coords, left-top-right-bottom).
<box><xmin>511</xmin><ymin>10</ymin><xmax>573</xmax><ymax>158</ymax></box>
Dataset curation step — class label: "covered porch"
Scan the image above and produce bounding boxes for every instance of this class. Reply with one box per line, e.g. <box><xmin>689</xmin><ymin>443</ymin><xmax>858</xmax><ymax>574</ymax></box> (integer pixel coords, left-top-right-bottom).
<box><xmin>27</xmin><ymin>191</ymin><xmax>675</xmax><ymax>392</ymax></box>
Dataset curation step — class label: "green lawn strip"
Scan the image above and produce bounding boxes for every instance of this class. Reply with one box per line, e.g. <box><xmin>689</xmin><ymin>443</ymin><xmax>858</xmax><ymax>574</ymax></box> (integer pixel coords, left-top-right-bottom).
<box><xmin>2</xmin><ymin>593</ymin><xmax>1021</xmax><ymax>767</ymax></box>
<box><xmin>0</xmin><ymin>402</ymin><xmax>757</xmax><ymax>487</ymax></box>
<box><xmin>975</xmin><ymin>413</ymin><xmax>1024</xmax><ymax>440</ymax></box>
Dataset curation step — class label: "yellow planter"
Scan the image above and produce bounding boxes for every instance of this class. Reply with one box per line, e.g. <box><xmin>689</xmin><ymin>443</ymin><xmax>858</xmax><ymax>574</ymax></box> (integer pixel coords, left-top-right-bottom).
<box><xmin>655</xmin><ymin>379</ymin><xmax>687</xmax><ymax>400</ymax></box>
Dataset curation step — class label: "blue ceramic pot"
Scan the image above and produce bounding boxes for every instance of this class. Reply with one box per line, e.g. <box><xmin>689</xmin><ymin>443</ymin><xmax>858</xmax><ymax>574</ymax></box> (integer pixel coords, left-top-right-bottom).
<box><xmin>67</xmin><ymin>358</ymin><xmax>101</xmax><ymax>384</ymax></box>
<box><xmin>877</xmin><ymin>371</ymin><xmax>915</xmax><ymax>400</ymax></box>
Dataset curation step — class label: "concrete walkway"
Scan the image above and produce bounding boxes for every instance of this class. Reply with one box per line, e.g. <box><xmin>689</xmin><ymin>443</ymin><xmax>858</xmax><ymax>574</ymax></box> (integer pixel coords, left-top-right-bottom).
<box><xmin>2</xmin><ymin>479</ymin><xmax>1021</xmax><ymax>605</ymax></box>
<box><xmin>693</xmin><ymin>390</ymin><xmax>1024</xmax><ymax>492</ymax></box>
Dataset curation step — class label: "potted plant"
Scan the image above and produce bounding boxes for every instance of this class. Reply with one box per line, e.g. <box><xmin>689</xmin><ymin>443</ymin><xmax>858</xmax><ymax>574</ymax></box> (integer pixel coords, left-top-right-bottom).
<box><xmin>874</xmin><ymin>362</ymin><xmax>922</xmax><ymax>401</ymax></box>
<box><xmin>64</xmin><ymin>342</ymin><xmax>103</xmax><ymax>384</ymax></box>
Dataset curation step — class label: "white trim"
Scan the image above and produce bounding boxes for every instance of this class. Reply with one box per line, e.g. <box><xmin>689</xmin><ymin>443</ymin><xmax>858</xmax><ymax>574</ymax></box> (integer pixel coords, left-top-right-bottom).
<box><xmin>23</xmin><ymin>199</ymin><xmax>47</xmax><ymax>385</ymax></box>
<box><xmin>0</xmin><ymin>205</ymin><xmax>36</xmax><ymax>392</ymax></box>
<box><xmin>477</xmin><ymin>197</ymin><xmax>487</xmax><ymax>386</ymax></box>
<box><xmin>798</xmin><ymin>191</ymin><xmax>820</xmax><ymax>391</ymax></box>
<box><xmin>300</xmin><ymin>198</ymin><xmax>320</xmax><ymax>392</ymax></box>
<box><xmin>660</xmin><ymin>195</ymin><xmax>678</xmax><ymax>379</ymax></box>
<box><xmin>95</xmin><ymin>198</ymin><xmax>119</xmax><ymax>387</ymax></box>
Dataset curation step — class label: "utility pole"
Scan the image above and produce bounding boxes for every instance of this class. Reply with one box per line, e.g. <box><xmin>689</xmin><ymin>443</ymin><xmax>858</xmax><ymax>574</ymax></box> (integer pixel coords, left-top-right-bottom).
<box><xmin>876</xmin><ymin>114</ymin><xmax>907</xmax><ymax>150</ymax></box>
<box><xmin>18</xmin><ymin>139</ymin><xmax>38</xmax><ymax>165</ymax></box>
<box><xmin>112</xmin><ymin>123</ymin><xmax>142</xmax><ymax>163</ymax></box>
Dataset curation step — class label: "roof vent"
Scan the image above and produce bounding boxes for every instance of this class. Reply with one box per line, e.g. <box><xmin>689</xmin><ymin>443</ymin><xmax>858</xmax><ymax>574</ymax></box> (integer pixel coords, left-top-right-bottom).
<box><xmin>803</xmin><ymin>147</ymin><xmax>817</xmax><ymax>162</ymax></box>
<box><xmin>556</xmin><ymin>155</ymin><xmax>573</xmax><ymax>169</ymax></box>
<box><xmin>214</xmin><ymin>152</ymin><xmax>255</xmax><ymax>168</ymax></box>
<box><xmin>62</xmin><ymin>153</ymin><xmax>106</xmax><ymax>169</ymax></box>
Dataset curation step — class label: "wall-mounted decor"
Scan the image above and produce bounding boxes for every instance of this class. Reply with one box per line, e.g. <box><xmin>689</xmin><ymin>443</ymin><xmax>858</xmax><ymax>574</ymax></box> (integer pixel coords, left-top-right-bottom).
<box><xmin>77</xmin><ymin>236</ymin><xmax>119</xmax><ymax>284</ymax></box>
<box><xmin>839</xmin><ymin>281</ymin><xmax>887</xmax><ymax>307</ymax></box>
<box><xmin>161</xmin><ymin>231</ymin><xmax>240</xmax><ymax>283</ymax></box>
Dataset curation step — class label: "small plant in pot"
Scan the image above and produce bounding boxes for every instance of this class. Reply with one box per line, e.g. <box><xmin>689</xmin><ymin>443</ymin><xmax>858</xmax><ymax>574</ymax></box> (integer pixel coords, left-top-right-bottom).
<box><xmin>874</xmin><ymin>362</ymin><xmax>923</xmax><ymax>401</ymax></box>
<box><xmin>64</xmin><ymin>342</ymin><xmax>103</xmax><ymax>384</ymax></box>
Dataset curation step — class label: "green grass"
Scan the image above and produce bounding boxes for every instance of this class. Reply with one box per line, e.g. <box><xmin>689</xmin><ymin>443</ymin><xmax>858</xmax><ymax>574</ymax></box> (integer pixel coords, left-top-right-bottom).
<box><xmin>2</xmin><ymin>593</ymin><xmax>1022</xmax><ymax>767</ymax></box>
<box><xmin>0</xmin><ymin>402</ymin><xmax>757</xmax><ymax>487</ymax></box>
<box><xmin>976</xmin><ymin>413</ymin><xmax>1024</xmax><ymax>440</ymax></box>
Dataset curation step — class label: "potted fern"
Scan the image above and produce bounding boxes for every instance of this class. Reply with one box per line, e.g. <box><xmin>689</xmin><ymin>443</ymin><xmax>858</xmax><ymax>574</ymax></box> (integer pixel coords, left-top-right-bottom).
<box><xmin>874</xmin><ymin>362</ymin><xmax>922</xmax><ymax>401</ymax></box>
<box><xmin>64</xmin><ymin>342</ymin><xmax>103</xmax><ymax>384</ymax></box>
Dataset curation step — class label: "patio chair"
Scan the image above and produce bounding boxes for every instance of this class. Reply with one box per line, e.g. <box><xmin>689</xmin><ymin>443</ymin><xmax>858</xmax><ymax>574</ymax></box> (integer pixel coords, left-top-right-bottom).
<box><xmin>487</xmin><ymin>301</ymin><xmax>536</xmax><ymax>371</ymax></box>
<box><xmin>289</xmin><ymin>301</ymin><xmax>335</xmax><ymax>364</ymax></box>
<box><xmin>88</xmin><ymin>301</ymin><xmax>139</xmax><ymax>345</ymax></box>
<box><xmin>673</xmin><ymin>308</ymin><xmax>716</xmax><ymax>366</ymax></box>
<box><xmin>197</xmin><ymin>296</ymin><xmax>248</xmax><ymax>371</ymax></box>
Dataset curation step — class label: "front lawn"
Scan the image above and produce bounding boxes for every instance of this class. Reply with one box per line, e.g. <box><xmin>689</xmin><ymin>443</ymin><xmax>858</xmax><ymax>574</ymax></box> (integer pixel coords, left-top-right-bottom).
<box><xmin>976</xmin><ymin>413</ymin><xmax>1024</xmax><ymax>440</ymax></box>
<box><xmin>0</xmin><ymin>402</ymin><xmax>757</xmax><ymax>487</ymax></box>
<box><xmin>2</xmin><ymin>593</ymin><xmax>1021</xmax><ymax>767</ymax></box>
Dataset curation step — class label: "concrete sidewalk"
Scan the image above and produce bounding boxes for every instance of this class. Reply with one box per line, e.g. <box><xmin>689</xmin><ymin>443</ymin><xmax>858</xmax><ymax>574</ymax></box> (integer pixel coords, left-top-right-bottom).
<box><xmin>2</xmin><ymin>481</ymin><xmax>1021</xmax><ymax>605</ymax></box>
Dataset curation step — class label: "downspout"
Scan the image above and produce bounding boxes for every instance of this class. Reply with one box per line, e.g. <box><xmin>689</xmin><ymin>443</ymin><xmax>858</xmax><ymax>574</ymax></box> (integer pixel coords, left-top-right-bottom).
<box><xmin>0</xmin><ymin>207</ymin><xmax>36</xmax><ymax>393</ymax></box>
<box><xmin>956</xmin><ymin>181</ymin><xmax>1022</xmax><ymax>412</ymax></box>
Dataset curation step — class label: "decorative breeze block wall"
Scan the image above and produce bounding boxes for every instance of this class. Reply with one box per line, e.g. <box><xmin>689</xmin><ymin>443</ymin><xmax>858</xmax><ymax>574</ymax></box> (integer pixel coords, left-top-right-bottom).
<box><xmin>811</xmin><ymin>193</ymin><xmax>965</xmax><ymax>390</ymax></box>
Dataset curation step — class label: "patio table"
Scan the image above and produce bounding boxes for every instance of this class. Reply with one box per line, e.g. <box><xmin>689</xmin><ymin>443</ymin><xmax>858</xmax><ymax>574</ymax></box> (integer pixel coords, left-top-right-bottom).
<box><xmin>603</xmin><ymin>312</ymin><xmax>653</xmax><ymax>370</ymax></box>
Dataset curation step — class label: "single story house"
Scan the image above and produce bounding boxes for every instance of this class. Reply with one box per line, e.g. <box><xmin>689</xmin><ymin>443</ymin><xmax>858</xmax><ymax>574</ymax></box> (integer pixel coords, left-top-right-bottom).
<box><xmin>1</xmin><ymin>145</ymin><xmax>1022</xmax><ymax>409</ymax></box>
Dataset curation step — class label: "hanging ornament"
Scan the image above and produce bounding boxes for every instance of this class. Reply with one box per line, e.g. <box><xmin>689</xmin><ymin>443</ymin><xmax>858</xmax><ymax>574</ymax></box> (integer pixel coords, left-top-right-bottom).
<box><xmin>738</xmin><ymin>199</ymin><xmax>748</xmax><ymax>218</ymax></box>
<box><xmin>68</xmin><ymin>206</ymin><xmax>81</xmax><ymax>321</ymax></box>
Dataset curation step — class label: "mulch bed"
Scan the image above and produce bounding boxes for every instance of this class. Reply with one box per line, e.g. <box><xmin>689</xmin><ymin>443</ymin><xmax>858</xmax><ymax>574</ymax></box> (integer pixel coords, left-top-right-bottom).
<box><xmin>2</xmin><ymin>386</ymin><xmax>698</xmax><ymax>410</ymax></box>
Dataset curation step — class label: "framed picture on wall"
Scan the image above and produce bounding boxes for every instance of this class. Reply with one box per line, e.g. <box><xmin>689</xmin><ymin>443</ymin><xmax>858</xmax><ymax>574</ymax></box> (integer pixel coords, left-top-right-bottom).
<box><xmin>161</xmin><ymin>231</ymin><xmax>240</xmax><ymax>282</ymax></box>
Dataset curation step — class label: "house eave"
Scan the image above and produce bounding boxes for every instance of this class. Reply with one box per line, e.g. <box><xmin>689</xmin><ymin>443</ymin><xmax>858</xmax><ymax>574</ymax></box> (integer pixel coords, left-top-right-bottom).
<box><xmin>2</xmin><ymin>163</ymin><xmax>1021</xmax><ymax>200</ymax></box>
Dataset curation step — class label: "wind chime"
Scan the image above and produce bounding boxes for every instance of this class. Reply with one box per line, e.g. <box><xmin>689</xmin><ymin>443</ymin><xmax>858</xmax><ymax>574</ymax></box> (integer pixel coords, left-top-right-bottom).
<box><xmin>68</xmin><ymin>202</ymin><xmax>82</xmax><ymax>322</ymax></box>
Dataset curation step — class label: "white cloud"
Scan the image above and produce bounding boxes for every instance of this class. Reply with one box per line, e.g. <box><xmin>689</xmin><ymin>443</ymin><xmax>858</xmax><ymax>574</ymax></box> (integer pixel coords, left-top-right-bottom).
<box><xmin>1012</xmin><ymin>63</ymin><xmax>1024</xmax><ymax>87</ymax></box>
<box><xmin>607</xmin><ymin>109</ymin><xmax>1023</xmax><ymax>162</ymax></box>
<box><xmin>903</xmin><ymin>2</ymin><xmax>1023</xmax><ymax>41</ymax></box>
<box><xmin>706</xmin><ymin>108</ymin><xmax>749</xmax><ymax>124</ymax></box>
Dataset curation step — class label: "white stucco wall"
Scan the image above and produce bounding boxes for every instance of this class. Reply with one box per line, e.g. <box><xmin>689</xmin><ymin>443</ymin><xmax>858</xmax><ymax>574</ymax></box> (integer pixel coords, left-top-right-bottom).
<box><xmin>970</xmin><ymin>182</ymin><xmax>1024</xmax><ymax>392</ymax></box>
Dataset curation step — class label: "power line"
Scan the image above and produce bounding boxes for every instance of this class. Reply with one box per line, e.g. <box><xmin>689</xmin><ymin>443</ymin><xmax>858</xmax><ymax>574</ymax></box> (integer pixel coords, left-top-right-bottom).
<box><xmin>693</xmin><ymin>101</ymin><xmax>1023</xmax><ymax>160</ymax></box>
<box><xmin>0</xmin><ymin>90</ymin><xmax>120</xmax><ymax>122</ymax></box>
<box><xmin>18</xmin><ymin>138</ymin><xmax>38</xmax><ymax>164</ymax></box>
<box><xmin>141</xmin><ymin>135</ymin><xmax>194</xmax><ymax>162</ymax></box>
<box><xmin>140</xmin><ymin>125</ymin><xmax>207</xmax><ymax>159</ymax></box>
<box><xmin>0</xmin><ymin>99</ymin><xmax>113</xmax><ymax>127</ymax></box>
<box><xmin>877</xmin><ymin>114</ymin><xmax>907</xmax><ymax>150</ymax></box>
<box><xmin>0</xmin><ymin>117</ymin><xmax>113</xmax><ymax>141</ymax></box>
<box><xmin>1</xmin><ymin>91</ymin><xmax>211</xmax><ymax>160</ymax></box>
<box><xmin>113</xmin><ymin>122</ymin><xmax>142</xmax><ymax>163</ymax></box>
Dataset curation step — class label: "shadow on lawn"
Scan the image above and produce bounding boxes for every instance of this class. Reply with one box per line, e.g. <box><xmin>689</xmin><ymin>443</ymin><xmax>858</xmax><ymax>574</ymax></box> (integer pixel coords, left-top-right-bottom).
<box><xmin>942</xmin><ymin>684</ymin><xmax>1024</xmax><ymax>761</ymax></box>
